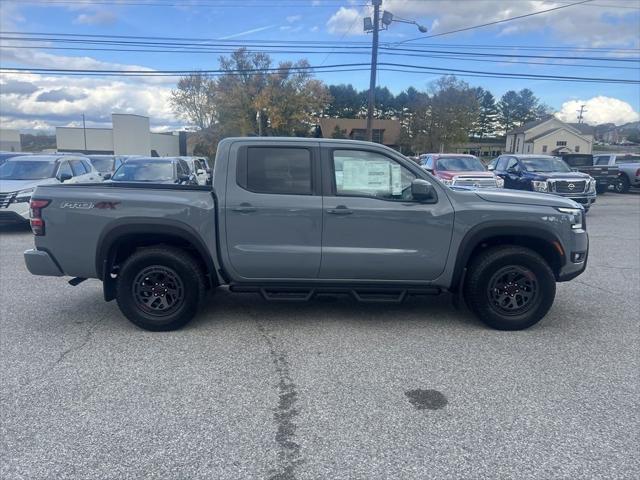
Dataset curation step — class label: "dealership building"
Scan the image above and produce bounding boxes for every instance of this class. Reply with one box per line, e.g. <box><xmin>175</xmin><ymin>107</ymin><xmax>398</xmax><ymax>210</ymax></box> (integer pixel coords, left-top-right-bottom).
<box><xmin>56</xmin><ymin>113</ymin><xmax>188</xmax><ymax>157</ymax></box>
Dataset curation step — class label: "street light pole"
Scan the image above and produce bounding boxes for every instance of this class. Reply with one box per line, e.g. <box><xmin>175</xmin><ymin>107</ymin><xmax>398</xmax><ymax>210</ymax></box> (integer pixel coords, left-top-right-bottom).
<box><xmin>366</xmin><ymin>0</ymin><xmax>381</xmax><ymax>143</ymax></box>
<box><xmin>82</xmin><ymin>113</ymin><xmax>87</xmax><ymax>153</ymax></box>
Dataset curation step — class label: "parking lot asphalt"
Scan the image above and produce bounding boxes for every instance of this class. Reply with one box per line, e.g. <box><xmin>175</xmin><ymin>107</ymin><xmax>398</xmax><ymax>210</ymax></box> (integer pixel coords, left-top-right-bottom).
<box><xmin>1</xmin><ymin>192</ymin><xmax>639</xmax><ymax>480</ymax></box>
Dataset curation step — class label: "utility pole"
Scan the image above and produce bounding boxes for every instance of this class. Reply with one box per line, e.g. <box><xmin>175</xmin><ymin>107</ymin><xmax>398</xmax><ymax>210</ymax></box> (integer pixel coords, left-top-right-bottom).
<box><xmin>366</xmin><ymin>0</ymin><xmax>382</xmax><ymax>142</ymax></box>
<box><xmin>82</xmin><ymin>113</ymin><xmax>87</xmax><ymax>152</ymax></box>
<box><xmin>364</xmin><ymin>1</ymin><xmax>426</xmax><ymax>143</ymax></box>
<box><xmin>577</xmin><ymin>104</ymin><xmax>587</xmax><ymax>124</ymax></box>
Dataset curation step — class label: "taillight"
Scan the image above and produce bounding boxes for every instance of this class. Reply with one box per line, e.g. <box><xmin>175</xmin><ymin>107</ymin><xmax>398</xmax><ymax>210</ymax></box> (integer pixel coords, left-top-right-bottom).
<box><xmin>29</xmin><ymin>199</ymin><xmax>50</xmax><ymax>236</ymax></box>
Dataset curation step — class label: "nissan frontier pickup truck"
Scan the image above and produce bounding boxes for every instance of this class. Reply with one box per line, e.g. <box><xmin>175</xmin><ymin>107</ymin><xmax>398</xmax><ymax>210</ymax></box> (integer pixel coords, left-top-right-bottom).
<box><xmin>24</xmin><ymin>138</ymin><xmax>589</xmax><ymax>331</ymax></box>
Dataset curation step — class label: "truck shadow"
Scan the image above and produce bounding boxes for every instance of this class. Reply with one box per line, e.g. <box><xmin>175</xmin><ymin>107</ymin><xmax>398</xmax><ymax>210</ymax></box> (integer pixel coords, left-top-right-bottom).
<box><xmin>191</xmin><ymin>288</ymin><xmax>484</xmax><ymax>331</ymax></box>
<box><xmin>0</xmin><ymin>224</ymin><xmax>31</xmax><ymax>235</ymax></box>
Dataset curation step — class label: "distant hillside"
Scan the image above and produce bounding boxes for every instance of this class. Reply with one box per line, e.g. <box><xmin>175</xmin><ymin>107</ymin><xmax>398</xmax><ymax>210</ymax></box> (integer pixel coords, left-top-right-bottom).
<box><xmin>20</xmin><ymin>133</ymin><xmax>56</xmax><ymax>152</ymax></box>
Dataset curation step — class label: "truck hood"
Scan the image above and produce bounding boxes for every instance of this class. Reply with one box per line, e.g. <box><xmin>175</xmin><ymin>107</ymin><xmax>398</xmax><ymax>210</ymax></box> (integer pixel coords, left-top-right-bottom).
<box><xmin>475</xmin><ymin>189</ymin><xmax>580</xmax><ymax>208</ymax></box>
<box><xmin>0</xmin><ymin>178</ymin><xmax>58</xmax><ymax>193</ymax></box>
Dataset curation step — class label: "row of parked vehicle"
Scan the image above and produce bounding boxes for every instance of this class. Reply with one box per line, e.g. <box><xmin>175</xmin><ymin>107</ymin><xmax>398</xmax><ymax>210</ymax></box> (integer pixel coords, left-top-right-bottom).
<box><xmin>0</xmin><ymin>152</ymin><xmax>211</xmax><ymax>224</ymax></box>
<box><xmin>414</xmin><ymin>152</ymin><xmax>640</xmax><ymax>212</ymax></box>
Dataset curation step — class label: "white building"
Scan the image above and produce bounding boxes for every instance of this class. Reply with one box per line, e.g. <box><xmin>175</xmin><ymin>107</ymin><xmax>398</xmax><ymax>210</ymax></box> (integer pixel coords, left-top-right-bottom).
<box><xmin>0</xmin><ymin>128</ymin><xmax>22</xmax><ymax>152</ymax></box>
<box><xmin>56</xmin><ymin>113</ymin><xmax>185</xmax><ymax>157</ymax></box>
<box><xmin>505</xmin><ymin>117</ymin><xmax>594</xmax><ymax>155</ymax></box>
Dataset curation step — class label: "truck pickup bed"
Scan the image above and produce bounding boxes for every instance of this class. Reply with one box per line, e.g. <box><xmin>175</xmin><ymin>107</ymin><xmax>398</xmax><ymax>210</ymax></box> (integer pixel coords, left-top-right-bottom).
<box><xmin>25</xmin><ymin>138</ymin><xmax>589</xmax><ymax>331</ymax></box>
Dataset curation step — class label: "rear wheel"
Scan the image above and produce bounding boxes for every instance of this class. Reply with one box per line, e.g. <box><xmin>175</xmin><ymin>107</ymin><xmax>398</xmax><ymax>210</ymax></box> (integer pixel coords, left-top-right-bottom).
<box><xmin>464</xmin><ymin>246</ymin><xmax>556</xmax><ymax>330</ymax></box>
<box><xmin>596</xmin><ymin>184</ymin><xmax>607</xmax><ymax>194</ymax></box>
<box><xmin>614</xmin><ymin>174</ymin><xmax>630</xmax><ymax>193</ymax></box>
<box><xmin>116</xmin><ymin>247</ymin><xmax>206</xmax><ymax>331</ymax></box>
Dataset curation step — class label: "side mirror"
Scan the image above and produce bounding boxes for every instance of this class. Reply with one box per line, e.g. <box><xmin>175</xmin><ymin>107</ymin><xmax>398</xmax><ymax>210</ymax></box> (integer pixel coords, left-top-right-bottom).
<box><xmin>57</xmin><ymin>172</ymin><xmax>72</xmax><ymax>183</ymax></box>
<box><xmin>196</xmin><ymin>169</ymin><xmax>206</xmax><ymax>175</ymax></box>
<box><xmin>102</xmin><ymin>173</ymin><xmax>112</xmax><ymax>180</ymax></box>
<box><xmin>487</xmin><ymin>164</ymin><xmax>495</xmax><ymax>171</ymax></box>
<box><xmin>507</xmin><ymin>167</ymin><xmax>520</xmax><ymax>175</ymax></box>
<box><xmin>411</xmin><ymin>179</ymin><xmax>436</xmax><ymax>202</ymax></box>
<box><xmin>178</xmin><ymin>174</ymin><xmax>190</xmax><ymax>184</ymax></box>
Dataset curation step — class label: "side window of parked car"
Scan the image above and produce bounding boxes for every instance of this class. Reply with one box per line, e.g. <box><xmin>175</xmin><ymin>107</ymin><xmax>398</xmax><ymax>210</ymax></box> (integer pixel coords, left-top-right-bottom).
<box><xmin>57</xmin><ymin>161</ymin><xmax>73</xmax><ymax>178</ymax></box>
<box><xmin>81</xmin><ymin>160</ymin><xmax>93</xmax><ymax>173</ymax></box>
<box><xmin>505</xmin><ymin>157</ymin><xmax>520</xmax><ymax>172</ymax></box>
<box><xmin>495</xmin><ymin>157</ymin><xmax>508</xmax><ymax>171</ymax></box>
<box><xmin>70</xmin><ymin>160</ymin><xmax>87</xmax><ymax>176</ymax></box>
<box><xmin>177</xmin><ymin>160</ymin><xmax>188</xmax><ymax>176</ymax></box>
<box><xmin>238</xmin><ymin>147</ymin><xmax>313</xmax><ymax>195</ymax></box>
<box><xmin>332</xmin><ymin>150</ymin><xmax>416</xmax><ymax>201</ymax></box>
<box><xmin>424</xmin><ymin>156</ymin><xmax>433</xmax><ymax>170</ymax></box>
<box><xmin>594</xmin><ymin>156</ymin><xmax>609</xmax><ymax>166</ymax></box>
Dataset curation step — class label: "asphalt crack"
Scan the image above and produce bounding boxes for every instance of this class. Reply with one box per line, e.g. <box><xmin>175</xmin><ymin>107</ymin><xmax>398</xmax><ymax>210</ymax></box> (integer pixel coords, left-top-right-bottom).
<box><xmin>256</xmin><ymin>321</ymin><xmax>302</xmax><ymax>480</ymax></box>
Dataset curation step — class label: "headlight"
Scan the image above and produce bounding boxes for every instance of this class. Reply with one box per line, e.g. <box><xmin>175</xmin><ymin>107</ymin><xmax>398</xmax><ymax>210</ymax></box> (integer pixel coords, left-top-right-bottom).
<box><xmin>557</xmin><ymin>207</ymin><xmax>583</xmax><ymax>230</ymax></box>
<box><xmin>495</xmin><ymin>176</ymin><xmax>504</xmax><ymax>188</ymax></box>
<box><xmin>532</xmin><ymin>180</ymin><xmax>549</xmax><ymax>192</ymax></box>
<box><xmin>14</xmin><ymin>188</ymin><xmax>35</xmax><ymax>203</ymax></box>
<box><xmin>588</xmin><ymin>178</ymin><xmax>596</xmax><ymax>193</ymax></box>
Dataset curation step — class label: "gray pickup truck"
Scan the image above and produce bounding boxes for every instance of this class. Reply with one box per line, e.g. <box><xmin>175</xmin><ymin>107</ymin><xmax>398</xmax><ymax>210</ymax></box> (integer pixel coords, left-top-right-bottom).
<box><xmin>593</xmin><ymin>153</ymin><xmax>640</xmax><ymax>193</ymax></box>
<box><xmin>24</xmin><ymin>138</ymin><xmax>588</xmax><ymax>331</ymax></box>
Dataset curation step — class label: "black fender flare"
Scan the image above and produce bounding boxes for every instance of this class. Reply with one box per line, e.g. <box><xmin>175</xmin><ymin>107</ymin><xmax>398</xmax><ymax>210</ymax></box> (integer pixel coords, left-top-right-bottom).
<box><xmin>450</xmin><ymin>221</ymin><xmax>565</xmax><ymax>292</ymax></box>
<box><xmin>96</xmin><ymin>217</ymin><xmax>216</xmax><ymax>282</ymax></box>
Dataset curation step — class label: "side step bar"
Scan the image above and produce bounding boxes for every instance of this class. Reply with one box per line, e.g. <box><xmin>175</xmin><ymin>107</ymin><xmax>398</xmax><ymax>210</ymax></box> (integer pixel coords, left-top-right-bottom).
<box><xmin>229</xmin><ymin>285</ymin><xmax>441</xmax><ymax>303</ymax></box>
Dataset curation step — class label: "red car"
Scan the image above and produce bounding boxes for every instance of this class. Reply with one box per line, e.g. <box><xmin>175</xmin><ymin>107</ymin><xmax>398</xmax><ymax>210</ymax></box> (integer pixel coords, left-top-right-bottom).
<box><xmin>419</xmin><ymin>153</ymin><xmax>503</xmax><ymax>188</ymax></box>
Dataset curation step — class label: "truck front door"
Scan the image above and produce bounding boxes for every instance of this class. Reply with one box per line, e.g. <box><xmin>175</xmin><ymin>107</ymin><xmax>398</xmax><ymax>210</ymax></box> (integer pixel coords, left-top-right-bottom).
<box><xmin>224</xmin><ymin>144</ymin><xmax>322</xmax><ymax>280</ymax></box>
<box><xmin>319</xmin><ymin>147</ymin><xmax>454</xmax><ymax>281</ymax></box>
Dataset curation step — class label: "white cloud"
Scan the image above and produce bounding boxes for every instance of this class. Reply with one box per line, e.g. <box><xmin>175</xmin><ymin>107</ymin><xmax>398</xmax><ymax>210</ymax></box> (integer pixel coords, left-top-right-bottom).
<box><xmin>327</xmin><ymin>7</ymin><xmax>362</xmax><ymax>36</ymax></box>
<box><xmin>286</xmin><ymin>15</ymin><xmax>302</xmax><ymax>23</ymax></box>
<box><xmin>327</xmin><ymin>0</ymin><xmax>639</xmax><ymax>47</ymax></box>
<box><xmin>555</xmin><ymin>96</ymin><xmax>640</xmax><ymax>126</ymax></box>
<box><xmin>73</xmin><ymin>10</ymin><xmax>117</xmax><ymax>26</ymax></box>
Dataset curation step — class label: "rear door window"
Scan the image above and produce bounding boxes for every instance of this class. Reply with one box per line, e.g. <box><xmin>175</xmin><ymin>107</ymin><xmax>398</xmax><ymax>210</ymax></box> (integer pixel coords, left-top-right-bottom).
<box><xmin>57</xmin><ymin>161</ymin><xmax>73</xmax><ymax>177</ymax></box>
<box><xmin>594</xmin><ymin>156</ymin><xmax>609</xmax><ymax>166</ymax></box>
<box><xmin>240</xmin><ymin>147</ymin><xmax>312</xmax><ymax>195</ymax></box>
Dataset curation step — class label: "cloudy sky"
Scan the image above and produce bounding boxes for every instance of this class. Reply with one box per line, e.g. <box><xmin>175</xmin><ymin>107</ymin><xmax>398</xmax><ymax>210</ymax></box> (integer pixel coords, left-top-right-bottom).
<box><xmin>0</xmin><ymin>0</ymin><xmax>639</xmax><ymax>132</ymax></box>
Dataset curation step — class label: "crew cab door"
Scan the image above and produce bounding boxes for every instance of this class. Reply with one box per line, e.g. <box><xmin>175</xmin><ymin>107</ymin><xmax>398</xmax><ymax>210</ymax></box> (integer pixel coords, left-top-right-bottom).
<box><xmin>319</xmin><ymin>146</ymin><xmax>454</xmax><ymax>281</ymax></box>
<box><xmin>224</xmin><ymin>143</ymin><xmax>322</xmax><ymax>280</ymax></box>
<box><xmin>495</xmin><ymin>156</ymin><xmax>525</xmax><ymax>190</ymax></box>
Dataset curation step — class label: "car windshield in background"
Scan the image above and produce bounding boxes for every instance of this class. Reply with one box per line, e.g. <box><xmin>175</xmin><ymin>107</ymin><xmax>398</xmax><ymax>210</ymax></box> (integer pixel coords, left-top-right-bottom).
<box><xmin>521</xmin><ymin>157</ymin><xmax>571</xmax><ymax>173</ymax></box>
<box><xmin>616</xmin><ymin>155</ymin><xmax>640</xmax><ymax>164</ymax></box>
<box><xmin>438</xmin><ymin>157</ymin><xmax>485</xmax><ymax>171</ymax></box>
<box><xmin>563</xmin><ymin>155</ymin><xmax>592</xmax><ymax>167</ymax></box>
<box><xmin>88</xmin><ymin>157</ymin><xmax>114</xmax><ymax>173</ymax></box>
<box><xmin>112</xmin><ymin>161</ymin><xmax>174</xmax><ymax>182</ymax></box>
<box><xmin>0</xmin><ymin>160</ymin><xmax>56</xmax><ymax>180</ymax></box>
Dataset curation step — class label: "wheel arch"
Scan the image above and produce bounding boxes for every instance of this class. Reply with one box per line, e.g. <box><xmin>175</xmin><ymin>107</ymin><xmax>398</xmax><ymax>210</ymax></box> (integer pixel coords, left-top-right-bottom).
<box><xmin>450</xmin><ymin>223</ymin><xmax>565</xmax><ymax>293</ymax></box>
<box><xmin>96</xmin><ymin>219</ymin><xmax>217</xmax><ymax>300</ymax></box>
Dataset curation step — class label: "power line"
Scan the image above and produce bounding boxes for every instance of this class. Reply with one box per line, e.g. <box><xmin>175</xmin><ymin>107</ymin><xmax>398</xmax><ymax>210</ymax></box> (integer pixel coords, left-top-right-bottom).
<box><xmin>3</xmin><ymin>44</ymin><xmax>638</xmax><ymax>71</ymax></box>
<box><xmin>394</xmin><ymin>0</ymin><xmax>596</xmax><ymax>45</ymax></box>
<box><xmin>2</xmin><ymin>62</ymin><xmax>638</xmax><ymax>84</ymax></box>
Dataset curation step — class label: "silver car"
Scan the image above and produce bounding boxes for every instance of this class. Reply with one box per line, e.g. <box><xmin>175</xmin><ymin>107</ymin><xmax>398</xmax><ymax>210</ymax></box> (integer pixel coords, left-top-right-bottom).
<box><xmin>0</xmin><ymin>155</ymin><xmax>100</xmax><ymax>224</ymax></box>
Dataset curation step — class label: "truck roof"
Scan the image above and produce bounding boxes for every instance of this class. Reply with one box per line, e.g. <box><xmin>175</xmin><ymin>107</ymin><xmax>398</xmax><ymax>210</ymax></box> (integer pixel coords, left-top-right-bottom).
<box><xmin>220</xmin><ymin>136</ymin><xmax>392</xmax><ymax>149</ymax></box>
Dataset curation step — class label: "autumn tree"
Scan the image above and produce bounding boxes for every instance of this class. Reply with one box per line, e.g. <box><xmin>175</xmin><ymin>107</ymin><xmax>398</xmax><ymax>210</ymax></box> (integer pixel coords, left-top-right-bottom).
<box><xmin>170</xmin><ymin>72</ymin><xmax>217</xmax><ymax>130</ymax></box>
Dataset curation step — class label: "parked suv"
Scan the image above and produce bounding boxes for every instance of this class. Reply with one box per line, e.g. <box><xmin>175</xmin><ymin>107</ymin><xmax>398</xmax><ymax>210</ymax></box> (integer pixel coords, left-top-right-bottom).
<box><xmin>593</xmin><ymin>153</ymin><xmax>640</xmax><ymax>193</ymax></box>
<box><xmin>0</xmin><ymin>154</ymin><xmax>100</xmax><ymax>224</ymax></box>
<box><xmin>420</xmin><ymin>154</ymin><xmax>503</xmax><ymax>188</ymax></box>
<box><xmin>490</xmin><ymin>154</ymin><xmax>596</xmax><ymax>210</ymax></box>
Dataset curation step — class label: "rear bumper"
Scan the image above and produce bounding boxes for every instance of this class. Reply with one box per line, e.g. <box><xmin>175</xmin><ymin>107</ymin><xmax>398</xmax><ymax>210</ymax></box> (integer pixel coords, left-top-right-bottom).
<box><xmin>24</xmin><ymin>249</ymin><xmax>64</xmax><ymax>277</ymax></box>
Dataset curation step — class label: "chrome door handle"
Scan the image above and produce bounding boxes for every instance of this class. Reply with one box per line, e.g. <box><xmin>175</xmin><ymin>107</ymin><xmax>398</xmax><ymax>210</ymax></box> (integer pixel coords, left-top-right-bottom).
<box><xmin>327</xmin><ymin>206</ymin><xmax>353</xmax><ymax>215</ymax></box>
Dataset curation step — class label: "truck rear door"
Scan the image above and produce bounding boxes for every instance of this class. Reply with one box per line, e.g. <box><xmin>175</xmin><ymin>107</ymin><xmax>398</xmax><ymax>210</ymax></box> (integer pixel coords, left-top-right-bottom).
<box><xmin>224</xmin><ymin>143</ymin><xmax>322</xmax><ymax>279</ymax></box>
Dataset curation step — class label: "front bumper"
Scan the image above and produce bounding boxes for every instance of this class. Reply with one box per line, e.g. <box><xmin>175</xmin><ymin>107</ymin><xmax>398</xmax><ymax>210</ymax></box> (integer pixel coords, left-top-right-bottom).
<box><xmin>0</xmin><ymin>201</ymin><xmax>30</xmax><ymax>224</ymax></box>
<box><xmin>557</xmin><ymin>227</ymin><xmax>589</xmax><ymax>282</ymax></box>
<box><xmin>24</xmin><ymin>249</ymin><xmax>64</xmax><ymax>277</ymax></box>
<box><xmin>553</xmin><ymin>192</ymin><xmax>596</xmax><ymax>207</ymax></box>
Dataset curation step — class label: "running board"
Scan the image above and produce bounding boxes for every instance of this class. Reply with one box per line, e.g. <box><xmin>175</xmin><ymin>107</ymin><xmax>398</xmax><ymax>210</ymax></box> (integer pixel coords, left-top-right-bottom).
<box><xmin>229</xmin><ymin>285</ymin><xmax>441</xmax><ymax>303</ymax></box>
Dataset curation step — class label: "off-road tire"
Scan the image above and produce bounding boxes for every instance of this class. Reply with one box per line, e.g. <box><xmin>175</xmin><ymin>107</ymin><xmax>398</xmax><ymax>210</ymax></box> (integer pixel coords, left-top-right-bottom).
<box><xmin>116</xmin><ymin>246</ymin><xmax>206</xmax><ymax>331</ymax></box>
<box><xmin>464</xmin><ymin>246</ymin><xmax>556</xmax><ymax>330</ymax></box>
<box><xmin>595</xmin><ymin>184</ymin><xmax>607</xmax><ymax>194</ymax></box>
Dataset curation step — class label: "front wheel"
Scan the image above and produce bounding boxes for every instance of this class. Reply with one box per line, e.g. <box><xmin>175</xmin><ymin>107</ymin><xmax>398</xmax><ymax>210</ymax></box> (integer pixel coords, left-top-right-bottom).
<box><xmin>464</xmin><ymin>246</ymin><xmax>556</xmax><ymax>330</ymax></box>
<box><xmin>116</xmin><ymin>247</ymin><xmax>206</xmax><ymax>331</ymax></box>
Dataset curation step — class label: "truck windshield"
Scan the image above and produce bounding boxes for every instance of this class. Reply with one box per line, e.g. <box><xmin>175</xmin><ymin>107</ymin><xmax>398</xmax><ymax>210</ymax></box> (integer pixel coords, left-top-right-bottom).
<box><xmin>438</xmin><ymin>157</ymin><xmax>485</xmax><ymax>171</ymax></box>
<box><xmin>88</xmin><ymin>157</ymin><xmax>115</xmax><ymax>173</ymax></box>
<box><xmin>521</xmin><ymin>157</ymin><xmax>571</xmax><ymax>173</ymax></box>
<box><xmin>0</xmin><ymin>160</ymin><xmax>56</xmax><ymax>180</ymax></box>
<box><xmin>112</xmin><ymin>161</ymin><xmax>174</xmax><ymax>182</ymax></box>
